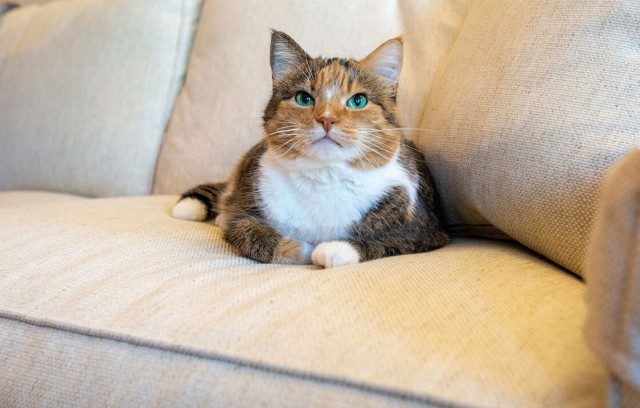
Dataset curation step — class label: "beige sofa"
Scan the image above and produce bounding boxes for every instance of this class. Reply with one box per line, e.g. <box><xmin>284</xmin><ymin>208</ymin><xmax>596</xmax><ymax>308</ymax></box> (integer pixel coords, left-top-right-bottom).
<box><xmin>1</xmin><ymin>0</ymin><xmax>639</xmax><ymax>407</ymax></box>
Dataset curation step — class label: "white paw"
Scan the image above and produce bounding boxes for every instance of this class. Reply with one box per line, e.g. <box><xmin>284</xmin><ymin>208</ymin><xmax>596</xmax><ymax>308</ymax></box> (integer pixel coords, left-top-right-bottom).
<box><xmin>172</xmin><ymin>197</ymin><xmax>207</xmax><ymax>221</ymax></box>
<box><xmin>311</xmin><ymin>241</ymin><xmax>360</xmax><ymax>268</ymax></box>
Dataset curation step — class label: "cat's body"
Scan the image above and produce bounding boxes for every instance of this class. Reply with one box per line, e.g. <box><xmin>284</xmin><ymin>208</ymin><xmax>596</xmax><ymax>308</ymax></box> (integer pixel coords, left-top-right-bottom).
<box><xmin>173</xmin><ymin>31</ymin><xmax>448</xmax><ymax>268</ymax></box>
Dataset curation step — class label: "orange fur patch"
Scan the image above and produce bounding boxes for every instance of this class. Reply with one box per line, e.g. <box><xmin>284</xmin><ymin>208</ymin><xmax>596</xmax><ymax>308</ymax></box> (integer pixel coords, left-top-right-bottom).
<box><xmin>274</xmin><ymin>238</ymin><xmax>306</xmax><ymax>263</ymax></box>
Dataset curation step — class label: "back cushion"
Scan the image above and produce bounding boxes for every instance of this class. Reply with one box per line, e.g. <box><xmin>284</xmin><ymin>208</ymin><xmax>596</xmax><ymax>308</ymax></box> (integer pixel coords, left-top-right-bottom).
<box><xmin>416</xmin><ymin>0</ymin><xmax>640</xmax><ymax>275</ymax></box>
<box><xmin>0</xmin><ymin>0</ymin><xmax>201</xmax><ymax>197</ymax></box>
<box><xmin>153</xmin><ymin>0</ymin><xmax>473</xmax><ymax>194</ymax></box>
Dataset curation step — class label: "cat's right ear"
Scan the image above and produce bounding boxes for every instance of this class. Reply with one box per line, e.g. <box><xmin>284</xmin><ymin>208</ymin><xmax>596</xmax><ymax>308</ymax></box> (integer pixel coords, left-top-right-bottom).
<box><xmin>270</xmin><ymin>30</ymin><xmax>311</xmax><ymax>81</ymax></box>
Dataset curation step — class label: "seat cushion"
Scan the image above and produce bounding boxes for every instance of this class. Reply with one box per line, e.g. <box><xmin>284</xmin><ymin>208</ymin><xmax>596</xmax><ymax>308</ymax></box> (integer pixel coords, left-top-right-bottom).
<box><xmin>415</xmin><ymin>0</ymin><xmax>640</xmax><ymax>276</ymax></box>
<box><xmin>0</xmin><ymin>196</ymin><xmax>605</xmax><ymax>407</ymax></box>
<box><xmin>0</xmin><ymin>0</ymin><xmax>201</xmax><ymax>197</ymax></box>
<box><xmin>0</xmin><ymin>191</ymin><xmax>85</xmax><ymax>209</ymax></box>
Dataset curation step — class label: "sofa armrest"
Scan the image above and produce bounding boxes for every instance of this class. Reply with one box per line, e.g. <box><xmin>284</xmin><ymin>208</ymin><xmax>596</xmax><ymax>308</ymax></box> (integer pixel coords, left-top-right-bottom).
<box><xmin>585</xmin><ymin>148</ymin><xmax>640</xmax><ymax>407</ymax></box>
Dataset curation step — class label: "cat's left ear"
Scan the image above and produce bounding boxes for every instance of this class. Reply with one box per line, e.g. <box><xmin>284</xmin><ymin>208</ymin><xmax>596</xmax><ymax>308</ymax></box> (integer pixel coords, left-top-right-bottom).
<box><xmin>359</xmin><ymin>37</ymin><xmax>403</xmax><ymax>84</ymax></box>
<box><xmin>270</xmin><ymin>30</ymin><xmax>311</xmax><ymax>82</ymax></box>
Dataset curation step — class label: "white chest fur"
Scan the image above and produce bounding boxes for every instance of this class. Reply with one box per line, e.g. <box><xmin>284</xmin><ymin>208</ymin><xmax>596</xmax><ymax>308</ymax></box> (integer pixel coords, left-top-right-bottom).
<box><xmin>257</xmin><ymin>151</ymin><xmax>417</xmax><ymax>245</ymax></box>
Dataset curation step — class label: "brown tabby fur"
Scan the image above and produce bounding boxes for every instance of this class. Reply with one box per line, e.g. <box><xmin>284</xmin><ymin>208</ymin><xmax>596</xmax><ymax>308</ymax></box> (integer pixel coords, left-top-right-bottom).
<box><xmin>177</xmin><ymin>30</ymin><xmax>448</xmax><ymax>265</ymax></box>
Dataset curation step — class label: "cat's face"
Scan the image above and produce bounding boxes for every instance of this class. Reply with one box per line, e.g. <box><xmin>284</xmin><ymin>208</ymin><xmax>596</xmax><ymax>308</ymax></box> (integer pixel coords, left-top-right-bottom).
<box><xmin>263</xmin><ymin>31</ymin><xmax>403</xmax><ymax>169</ymax></box>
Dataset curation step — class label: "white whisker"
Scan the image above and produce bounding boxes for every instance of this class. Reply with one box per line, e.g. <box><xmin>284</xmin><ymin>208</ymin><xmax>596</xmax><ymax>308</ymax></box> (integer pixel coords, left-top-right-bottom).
<box><xmin>360</xmin><ymin>139</ymin><xmax>396</xmax><ymax>157</ymax></box>
<box><xmin>360</xmin><ymin>132</ymin><xmax>428</xmax><ymax>155</ymax></box>
<box><xmin>358</xmin><ymin>127</ymin><xmax>437</xmax><ymax>133</ymax></box>
<box><xmin>267</xmin><ymin>126</ymin><xmax>299</xmax><ymax>136</ymax></box>
<box><xmin>361</xmin><ymin>144</ymin><xmax>392</xmax><ymax>162</ymax></box>
<box><xmin>275</xmin><ymin>136</ymin><xmax>297</xmax><ymax>150</ymax></box>
<box><xmin>358</xmin><ymin>134</ymin><xmax>432</xmax><ymax>164</ymax></box>
<box><xmin>277</xmin><ymin>137</ymin><xmax>306</xmax><ymax>158</ymax></box>
<box><xmin>351</xmin><ymin>142</ymin><xmax>377</xmax><ymax>169</ymax></box>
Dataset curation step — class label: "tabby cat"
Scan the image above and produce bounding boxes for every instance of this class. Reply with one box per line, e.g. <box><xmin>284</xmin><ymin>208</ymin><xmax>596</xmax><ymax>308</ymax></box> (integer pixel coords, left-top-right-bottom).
<box><xmin>173</xmin><ymin>30</ymin><xmax>448</xmax><ymax>268</ymax></box>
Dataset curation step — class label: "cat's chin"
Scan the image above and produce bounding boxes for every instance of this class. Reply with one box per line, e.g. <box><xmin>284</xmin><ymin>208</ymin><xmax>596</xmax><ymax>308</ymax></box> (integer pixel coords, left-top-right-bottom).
<box><xmin>304</xmin><ymin>140</ymin><xmax>356</xmax><ymax>164</ymax></box>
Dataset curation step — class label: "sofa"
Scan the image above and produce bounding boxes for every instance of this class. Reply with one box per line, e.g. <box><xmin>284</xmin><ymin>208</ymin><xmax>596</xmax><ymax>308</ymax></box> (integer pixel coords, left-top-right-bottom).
<box><xmin>1</xmin><ymin>0</ymin><xmax>639</xmax><ymax>406</ymax></box>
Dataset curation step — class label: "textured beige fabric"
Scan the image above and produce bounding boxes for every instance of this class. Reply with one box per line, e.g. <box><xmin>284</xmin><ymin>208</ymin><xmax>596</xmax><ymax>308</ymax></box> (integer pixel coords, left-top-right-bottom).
<box><xmin>0</xmin><ymin>0</ymin><xmax>201</xmax><ymax>197</ymax></box>
<box><xmin>416</xmin><ymin>0</ymin><xmax>640</xmax><ymax>276</ymax></box>
<box><xmin>153</xmin><ymin>0</ymin><xmax>472</xmax><ymax>194</ymax></box>
<box><xmin>0</xmin><ymin>191</ymin><xmax>84</xmax><ymax>209</ymax></box>
<box><xmin>0</xmin><ymin>319</ymin><xmax>436</xmax><ymax>408</ymax></box>
<box><xmin>7</xmin><ymin>0</ymin><xmax>53</xmax><ymax>4</ymax></box>
<box><xmin>398</xmin><ymin>0</ymin><xmax>472</xmax><ymax>135</ymax></box>
<box><xmin>0</xmin><ymin>196</ymin><xmax>605</xmax><ymax>406</ymax></box>
<box><xmin>584</xmin><ymin>149</ymin><xmax>640</xmax><ymax>408</ymax></box>
<box><xmin>10</xmin><ymin>0</ymin><xmax>56</xmax><ymax>6</ymax></box>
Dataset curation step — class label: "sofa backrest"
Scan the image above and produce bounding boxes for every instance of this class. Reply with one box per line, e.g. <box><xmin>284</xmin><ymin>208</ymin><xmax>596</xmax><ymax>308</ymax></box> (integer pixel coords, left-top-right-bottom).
<box><xmin>152</xmin><ymin>0</ymin><xmax>474</xmax><ymax>194</ymax></box>
<box><xmin>415</xmin><ymin>0</ymin><xmax>640</xmax><ymax>275</ymax></box>
<box><xmin>0</xmin><ymin>0</ymin><xmax>201</xmax><ymax>197</ymax></box>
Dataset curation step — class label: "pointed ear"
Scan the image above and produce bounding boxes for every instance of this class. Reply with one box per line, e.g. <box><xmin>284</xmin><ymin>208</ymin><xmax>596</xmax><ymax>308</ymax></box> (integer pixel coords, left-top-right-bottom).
<box><xmin>359</xmin><ymin>37</ymin><xmax>403</xmax><ymax>84</ymax></box>
<box><xmin>270</xmin><ymin>30</ymin><xmax>311</xmax><ymax>81</ymax></box>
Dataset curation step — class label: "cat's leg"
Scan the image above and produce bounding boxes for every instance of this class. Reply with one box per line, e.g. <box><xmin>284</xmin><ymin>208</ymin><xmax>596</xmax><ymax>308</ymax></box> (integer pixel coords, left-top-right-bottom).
<box><xmin>312</xmin><ymin>186</ymin><xmax>447</xmax><ymax>268</ymax></box>
<box><xmin>173</xmin><ymin>182</ymin><xmax>227</xmax><ymax>221</ymax></box>
<box><xmin>313</xmin><ymin>238</ymin><xmax>422</xmax><ymax>268</ymax></box>
<box><xmin>312</xmin><ymin>227</ymin><xmax>446</xmax><ymax>268</ymax></box>
<box><xmin>225</xmin><ymin>215</ymin><xmax>314</xmax><ymax>265</ymax></box>
<box><xmin>313</xmin><ymin>240</ymin><xmax>400</xmax><ymax>268</ymax></box>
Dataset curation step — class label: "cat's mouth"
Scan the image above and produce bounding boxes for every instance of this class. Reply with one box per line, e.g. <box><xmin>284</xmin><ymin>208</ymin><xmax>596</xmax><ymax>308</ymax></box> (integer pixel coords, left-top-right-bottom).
<box><xmin>314</xmin><ymin>134</ymin><xmax>342</xmax><ymax>147</ymax></box>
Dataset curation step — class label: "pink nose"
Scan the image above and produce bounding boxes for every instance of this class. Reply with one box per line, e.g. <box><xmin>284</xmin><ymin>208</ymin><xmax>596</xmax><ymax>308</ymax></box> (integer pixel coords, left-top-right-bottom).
<box><xmin>317</xmin><ymin>116</ymin><xmax>337</xmax><ymax>133</ymax></box>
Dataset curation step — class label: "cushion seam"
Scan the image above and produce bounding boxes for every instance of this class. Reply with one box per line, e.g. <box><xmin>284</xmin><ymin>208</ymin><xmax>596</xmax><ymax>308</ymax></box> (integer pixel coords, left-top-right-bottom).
<box><xmin>0</xmin><ymin>310</ymin><xmax>471</xmax><ymax>408</ymax></box>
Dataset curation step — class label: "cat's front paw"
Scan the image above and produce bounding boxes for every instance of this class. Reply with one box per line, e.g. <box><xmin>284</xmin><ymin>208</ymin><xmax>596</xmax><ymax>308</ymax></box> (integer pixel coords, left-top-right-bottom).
<box><xmin>312</xmin><ymin>241</ymin><xmax>360</xmax><ymax>268</ymax></box>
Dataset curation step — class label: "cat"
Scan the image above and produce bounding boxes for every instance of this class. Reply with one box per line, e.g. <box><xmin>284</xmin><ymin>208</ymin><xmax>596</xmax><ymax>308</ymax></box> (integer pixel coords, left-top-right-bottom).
<box><xmin>172</xmin><ymin>30</ymin><xmax>448</xmax><ymax>268</ymax></box>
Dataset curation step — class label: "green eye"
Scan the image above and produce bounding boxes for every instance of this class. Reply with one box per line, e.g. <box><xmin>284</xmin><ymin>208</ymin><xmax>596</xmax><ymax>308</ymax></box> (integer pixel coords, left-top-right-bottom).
<box><xmin>347</xmin><ymin>93</ymin><xmax>368</xmax><ymax>109</ymax></box>
<box><xmin>295</xmin><ymin>91</ymin><xmax>314</xmax><ymax>106</ymax></box>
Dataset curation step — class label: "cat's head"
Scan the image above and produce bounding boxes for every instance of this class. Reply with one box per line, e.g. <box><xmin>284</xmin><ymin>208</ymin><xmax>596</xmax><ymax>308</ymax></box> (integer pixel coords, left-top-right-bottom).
<box><xmin>263</xmin><ymin>30</ymin><xmax>403</xmax><ymax>169</ymax></box>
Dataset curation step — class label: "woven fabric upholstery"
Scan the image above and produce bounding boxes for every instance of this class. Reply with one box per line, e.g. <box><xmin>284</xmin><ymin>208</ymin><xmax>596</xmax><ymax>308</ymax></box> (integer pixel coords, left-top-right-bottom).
<box><xmin>0</xmin><ymin>0</ymin><xmax>201</xmax><ymax>196</ymax></box>
<box><xmin>0</xmin><ymin>196</ymin><xmax>605</xmax><ymax>406</ymax></box>
<box><xmin>585</xmin><ymin>149</ymin><xmax>640</xmax><ymax>408</ymax></box>
<box><xmin>415</xmin><ymin>0</ymin><xmax>640</xmax><ymax>275</ymax></box>
<box><xmin>0</xmin><ymin>191</ymin><xmax>84</xmax><ymax>209</ymax></box>
<box><xmin>0</xmin><ymin>319</ymin><xmax>437</xmax><ymax>408</ymax></box>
